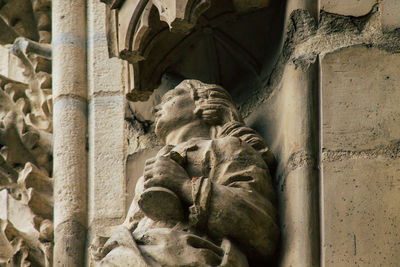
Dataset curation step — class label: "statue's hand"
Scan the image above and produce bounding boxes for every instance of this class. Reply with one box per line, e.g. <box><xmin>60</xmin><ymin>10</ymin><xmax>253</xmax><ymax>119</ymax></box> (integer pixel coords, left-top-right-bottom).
<box><xmin>143</xmin><ymin>156</ymin><xmax>193</xmax><ymax>205</ymax></box>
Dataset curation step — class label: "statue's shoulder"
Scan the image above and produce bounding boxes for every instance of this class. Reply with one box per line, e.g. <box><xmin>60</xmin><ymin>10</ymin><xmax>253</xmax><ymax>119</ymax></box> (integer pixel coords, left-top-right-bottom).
<box><xmin>173</xmin><ymin>136</ymin><xmax>247</xmax><ymax>156</ymax></box>
<box><xmin>212</xmin><ymin>135</ymin><xmax>250</xmax><ymax>148</ymax></box>
<box><xmin>211</xmin><ymin>135</ymin><xmax>259</xmax><ymax>157</ymax></box>
<box><xmin>212</xmin><ymin>135</ymin><xmax>268</xmax><ymax>167</ymax></box>
<box><xmin>175</xmin><ymin>136</ymin><xmax>259</xmax><ymax>157</ymax></box>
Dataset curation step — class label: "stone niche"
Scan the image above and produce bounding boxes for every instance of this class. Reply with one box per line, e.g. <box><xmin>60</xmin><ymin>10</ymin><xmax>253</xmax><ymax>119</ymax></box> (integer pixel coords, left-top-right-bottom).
<box><xmin>98</xmin><ymin>0</ymin><xmax>287</xmax><ymax>266</ymax></box>
<box><xmin>103</xmin><ymin>0</ymin><xmax>286</xmax><ymax>103</ymax></box>
<box><xmin>101</xmin><ymin>0</ymin><xmax>288</xmax><ymax>218</ymax></box>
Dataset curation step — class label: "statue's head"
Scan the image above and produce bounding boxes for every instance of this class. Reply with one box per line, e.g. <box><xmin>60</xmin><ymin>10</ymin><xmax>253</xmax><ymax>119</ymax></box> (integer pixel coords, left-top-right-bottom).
<box><xmin>154</xmin><ymin>79</ymin><xmax>275</xmax><ymax>171</ymax></box>
<box><xmin>154</xmin><ymin>79</ymin><xmax>242</xmax><ymax>141</ymax></box>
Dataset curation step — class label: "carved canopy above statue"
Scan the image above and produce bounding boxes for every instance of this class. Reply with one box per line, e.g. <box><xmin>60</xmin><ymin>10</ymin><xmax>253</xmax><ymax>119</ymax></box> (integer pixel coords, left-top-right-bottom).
<box><xmin>101</xmin><ymin>0</ymin><xmax>283</xmax><ymax>101</ymax></box>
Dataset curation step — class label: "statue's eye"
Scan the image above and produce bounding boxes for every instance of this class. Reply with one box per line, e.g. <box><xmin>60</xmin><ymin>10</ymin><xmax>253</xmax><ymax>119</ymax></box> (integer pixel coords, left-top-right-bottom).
<box><xmin>165</xmin><ymin>95</ymin><xmax>174</xmax><ymax>102</ymax></box>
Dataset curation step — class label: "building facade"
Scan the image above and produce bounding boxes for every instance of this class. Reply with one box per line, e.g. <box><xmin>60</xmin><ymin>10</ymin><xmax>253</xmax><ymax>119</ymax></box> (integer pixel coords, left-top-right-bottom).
<box><xmin>0</xmin><ymin>0</ymin><xmax>400</xmax><ymax>266</ymax></box>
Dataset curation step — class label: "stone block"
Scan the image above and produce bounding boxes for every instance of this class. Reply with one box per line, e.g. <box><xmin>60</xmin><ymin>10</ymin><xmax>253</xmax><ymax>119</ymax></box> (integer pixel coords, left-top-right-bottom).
<box><xmin>280</xmin><ymin>166</ymin><xmax>319</xmax><ymax>267</ymax></box>
<box><xmin>382</xmin><ymin>0</ymin><xmax>400</xmax><ymax>31</ymax></box>
<box><xmin>321</xmin><ymin>46</ymin><xmax>400</xmax><ymax>151</ymax></box>
<box><xmin>321</xmin><ymin>46</ymin><xmax>400</xmax><ymax>266</ymax></box>
<box><xmin>321</xmin><ymin>158</ymin><xmax>400</xmax><ymax>266</ymax></box>
<box><xmin>320</xmin><ymin>0</ymin><xmax>376</xmax><ymax>17</ymax></box>
<box><xmin>86</xmin><ymin>0</ymin><xmax>127</xmax><ymax>244</ymax></box>
<box><xmin>87</xmin><ymin>0</ymin><xmax>126</xmax><ymax>96</ymax></box>
<box><xmin>247</xmin><ymin>63</ymin><xmax>318</xmax><ymax>164</ymax></box>
<box><xmin>87</xmin><ymin>46</ymin><xmax>125</xmax><ymax>95</ymax></box>
<box><xmin>88</xmin><ymin>95</ymin><xmax>126</xmax><ymax>223</ymax></box>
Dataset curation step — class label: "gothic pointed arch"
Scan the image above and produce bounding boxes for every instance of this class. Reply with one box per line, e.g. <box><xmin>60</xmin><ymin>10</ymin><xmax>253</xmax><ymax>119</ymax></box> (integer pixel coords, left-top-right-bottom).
<box><xmin>101</xmin><ymin>0</ymin><xmax>284</xmax><ymax>101</ymax></box>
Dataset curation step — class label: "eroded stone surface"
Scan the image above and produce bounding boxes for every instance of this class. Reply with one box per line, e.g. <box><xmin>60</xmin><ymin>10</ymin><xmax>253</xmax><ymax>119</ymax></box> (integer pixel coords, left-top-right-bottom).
<box><xmin>321</xmin><ymin>46</ymin><xmax>400</xmax><ymax>151</ymax></box>
<box><xmin>126</xmin><ymin>147</ymin><xmax>161</xmax><ymax>208</ymax></box>
<box><xmin>322</xmin><ymin>158</ymin><xmax>400</xmax><ymax>266</ymax></box>
<box><xmin>88</xmin><ymin>96</ymin><xmax>126</xmax><ymax>223</ymax></box>
<box><xmin>320</xmin><ymin>0</ymin><xmax>376</xmax><ymax>17</ymax></box>
<box><xmin>321</xmin><ymin>46</ymin><xmax>400</xmax><ymax>266</ymax></box>
<box><xmin>0</xmin><ymin>2</ymin><xmax>54</xmax><ymax>262</ymax></box>
<box><xmin>382</xmin><ymin>0</ymin><xmax>400</xmax><ymax>31</ymax></box>
<box><xmin>87</xmin><ymin>0</ymin><xmax>127</xmax><ymax>242</ymax></box>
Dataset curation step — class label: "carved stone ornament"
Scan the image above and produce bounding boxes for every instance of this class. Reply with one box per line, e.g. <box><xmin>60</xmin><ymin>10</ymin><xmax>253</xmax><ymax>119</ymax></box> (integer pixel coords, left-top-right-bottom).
<box><xmin>91</xmin><ymin>80</ymin><xmax>279</xmax><ymax>266</ymax></box>
<box><xmin>0</xmin><ymin>0</ymin><xmax>53</xmax><ymax>266</ymax></box>
<box><xmin>101</xmin><ymin>0</ymin><xmax>272</xmax><ymax>101</ymax></box>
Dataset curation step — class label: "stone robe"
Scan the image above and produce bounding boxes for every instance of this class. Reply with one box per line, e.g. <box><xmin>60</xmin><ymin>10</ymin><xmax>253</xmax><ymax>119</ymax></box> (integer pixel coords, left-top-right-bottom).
<box><xmin>98</xmin><ymin>136</ymin><xmax>278</xmax><ymax>266</ymax></box>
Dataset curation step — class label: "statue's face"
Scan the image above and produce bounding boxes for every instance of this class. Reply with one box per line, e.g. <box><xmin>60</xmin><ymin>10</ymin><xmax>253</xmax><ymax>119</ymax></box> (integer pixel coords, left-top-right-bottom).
<box><xmin>154</xmin><ymin>87</ymin><xmax>197</xmax><ymax>141</ymax></box>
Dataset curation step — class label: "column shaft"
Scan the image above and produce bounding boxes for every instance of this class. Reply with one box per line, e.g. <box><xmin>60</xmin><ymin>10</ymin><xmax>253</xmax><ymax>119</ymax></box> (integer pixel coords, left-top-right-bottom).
<box><xmin>52</xmin><ymin>1</ymin><xmax>87</xmax><ymax>266</ymax></box>
<box><xmin>279</xmin><ymin>1</ymin><xmax>320</xmax><ymax>266</ymax></box>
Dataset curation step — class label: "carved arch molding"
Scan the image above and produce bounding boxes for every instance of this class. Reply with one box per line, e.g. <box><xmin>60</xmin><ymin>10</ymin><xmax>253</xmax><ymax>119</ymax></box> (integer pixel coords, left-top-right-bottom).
<box><xmin>101</xmin><ymin>0</ymin><xmax>284</xmax><ymax>101</ymax></box>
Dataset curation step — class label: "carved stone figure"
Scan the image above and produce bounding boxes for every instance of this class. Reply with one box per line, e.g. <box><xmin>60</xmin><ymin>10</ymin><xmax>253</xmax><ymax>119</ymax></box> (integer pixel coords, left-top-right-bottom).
<box><xmin>92</xmin><ymin>80</ymin><xmax>279</xmax><ymax>266</ymax></box>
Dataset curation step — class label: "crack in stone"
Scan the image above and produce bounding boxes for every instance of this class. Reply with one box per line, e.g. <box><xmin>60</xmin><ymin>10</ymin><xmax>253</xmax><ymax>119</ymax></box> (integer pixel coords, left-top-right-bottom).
<box><xmin>89</xmin><ymin>90</ymin><xmax>123</xmax><ymax>99</ymax></box>
<box><xmin>54</xmin><ymin>94</ymin><xmax>87</xmax><ymax>103</ymax></box>
<box><xmin>322</xmin><ymin>140</ymin><xmax>400</xmax><ymax>162</ymax></box>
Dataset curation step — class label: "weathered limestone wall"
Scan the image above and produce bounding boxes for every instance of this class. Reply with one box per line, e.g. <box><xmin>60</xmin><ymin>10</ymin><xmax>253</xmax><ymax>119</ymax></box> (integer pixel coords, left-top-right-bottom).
<box><xmin>320</xmin><ymin>45</ymin><xmax>400</xmax><ymax>266</ymax></box>
<box><xmin>1</xmin><ymin>0</ymin><xmax>400</xmax><ymax>266</ymax></box>
<box><xmin>318</xmin><ymin>1</ymin><xmax>400</xmax><ymax>266</ymax></box>
<box><xmin>87</xmin><ymin>0</ymin><xmax>127</xmax><ymax>240</ymax></box>
<box><xmin>244</xmin><ymin>1</ymin><xmax>400</xmax><ymax>266</ymax></box>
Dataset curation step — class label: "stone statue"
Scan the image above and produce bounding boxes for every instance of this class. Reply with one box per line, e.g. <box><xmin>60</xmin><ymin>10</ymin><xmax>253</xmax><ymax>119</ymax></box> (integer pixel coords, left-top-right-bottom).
<box><xmin>92</xmin><ymin>80</ymin><xmax>279</xmax><ymax>266</ymax></box>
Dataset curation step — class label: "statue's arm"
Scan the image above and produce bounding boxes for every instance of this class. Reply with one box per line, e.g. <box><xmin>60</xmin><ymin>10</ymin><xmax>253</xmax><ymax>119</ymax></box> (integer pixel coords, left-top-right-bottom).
<box><xmin>189</xmin><ymin>137</ymin><xmax>279</xmax><ymax>260</ymax></box>
<box><xmin>123</xmin><ymin>176</ymin><xmax>146</xmax><ymax>230</ymax></box>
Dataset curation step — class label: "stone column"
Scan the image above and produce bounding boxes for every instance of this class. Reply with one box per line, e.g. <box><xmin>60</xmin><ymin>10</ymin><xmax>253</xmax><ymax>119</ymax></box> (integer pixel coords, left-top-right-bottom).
<box><xmin>52</xmin><ymin>1</ymin><xmax>87</xmax><ymax>266</ymax></box>
<box><xmin>278</xmin><ymin>63</ymin><xmax>320</xmax><ymax>267</ymax></box>
<box><xmin>279</xmin><ymin>1</ymin><xmax>320</xmax><ymax>266</ymax></box>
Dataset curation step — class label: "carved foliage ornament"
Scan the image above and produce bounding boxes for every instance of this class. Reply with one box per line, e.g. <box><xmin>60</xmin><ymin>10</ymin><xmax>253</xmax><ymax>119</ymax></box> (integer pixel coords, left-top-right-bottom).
<box><xmin>0</xmin><ymin>0</ymin><xmax>53</xmax><ymax>265</ymax></box>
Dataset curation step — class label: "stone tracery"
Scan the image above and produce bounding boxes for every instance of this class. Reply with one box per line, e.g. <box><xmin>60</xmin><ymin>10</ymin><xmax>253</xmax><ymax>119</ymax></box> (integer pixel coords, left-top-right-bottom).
<box><xmin>102</xmin><ymin>0</ymin><xmax>279</xmax><ymax>101</ymax></box>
